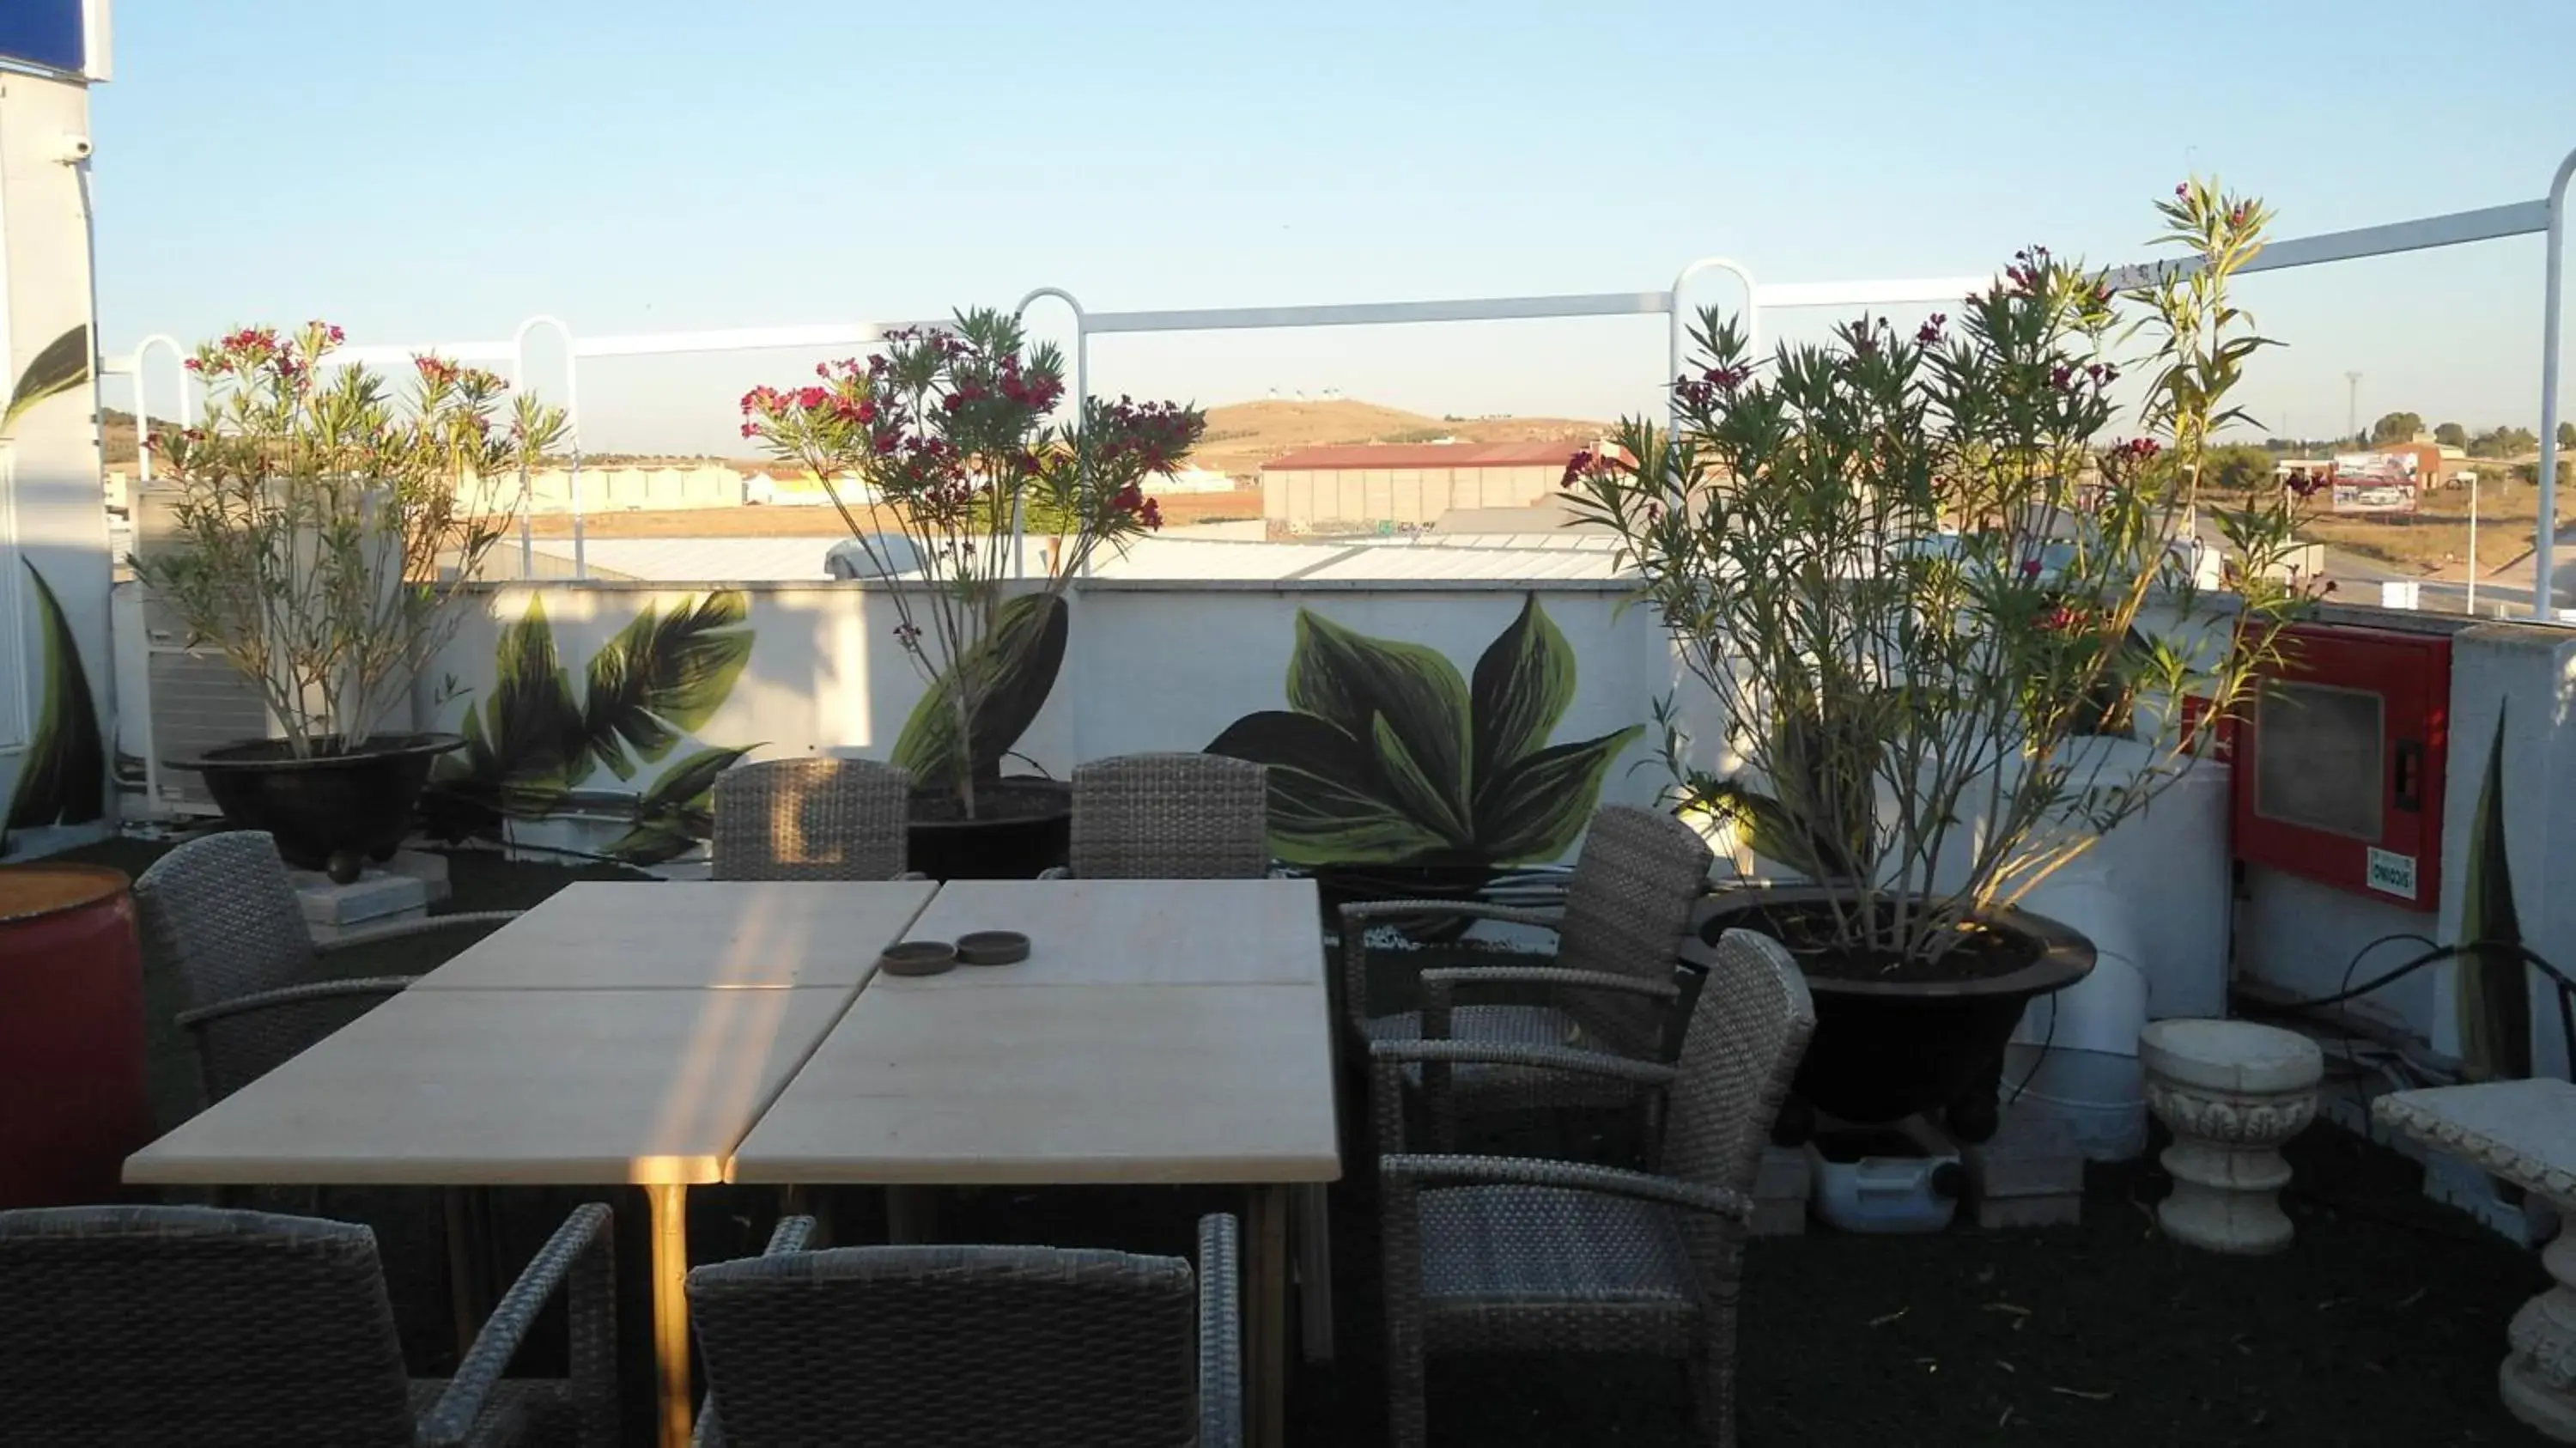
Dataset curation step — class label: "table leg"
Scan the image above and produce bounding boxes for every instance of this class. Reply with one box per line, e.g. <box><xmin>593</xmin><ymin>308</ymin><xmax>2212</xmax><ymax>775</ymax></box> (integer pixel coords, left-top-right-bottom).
<box><xmin>647</xmin><ymin>1183</ymin><xmax>694</xmax><ymax>1448</ymax></box>
<box><xmin>886</xmin><ymin>1184</ymin><xmax>939</xmax><ymax>1244</ymax></box>
<box><xmin>1245</xmin><ymin>1184</ymin><xmax>1290</xmax><ymax>1448</ymax></box>
<box><xmin>443</xmin><ymin>1188</ymin><xmax>489</xmax><ymax>1359</ymax></box>
<box><xmin>1295</xmin><ymin>1183</ymin><xmax>1334</xmax><ymax>1363</ymax></box>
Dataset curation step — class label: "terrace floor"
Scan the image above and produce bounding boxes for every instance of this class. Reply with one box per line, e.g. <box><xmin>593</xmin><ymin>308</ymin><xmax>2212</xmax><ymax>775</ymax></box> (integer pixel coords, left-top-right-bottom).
<box><xmin>57</xmin><ymin>835</ymin><xmax>2555</xmax><ymax>1446</ymax></box>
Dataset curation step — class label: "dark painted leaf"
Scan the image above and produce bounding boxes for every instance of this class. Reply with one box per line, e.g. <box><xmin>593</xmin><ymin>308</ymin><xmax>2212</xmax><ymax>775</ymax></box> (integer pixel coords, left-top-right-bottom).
<box><xmin>1370</xmin><ymin>712</ymin><xmax>1473</xmax><ymax>849</ymax></box>
<box><xmin>3</xmin><ymin>561</ymin><xmax>105</xmax><ymax>830</ymax></box>
<box><xmin>1</xmin><ymin>325</ymin><xmax>88</xmax><ymax>438</ymax></box>
<box><xmin>581</xmin><ymin>591</ymin><xmax>754</xmax><ymax>776</ymax></box>
<box><xmin>892</xmin><ymin>593</ymin><xmax>1067</xmax><ymax>790</ymax></box>
<box><xmin>1473</xmin><ymin>726</ymin><xmax>1642</xmax><ymax>863</ymax></box>
<box><xmin>1469</xmin><ymin>594</ymin><xmax>1576</xmax><ymax>782</ymax></box>
<box><xmin>640</xmin><ymin>745</ymin><xmax>750</xmax><ymax>813</ymax></box>
<box><xmin>1285</xmin><ymin>608</ymin><xmax>1472</xmax><ymax>823</ymax></box>
<box><xmin>2458</xmin><ymin>709</ymin><xmax>2531</xmax><ymax>1082</ymax></box>
<box><xmin>484</xmin><ymin>594</ymin><xmax>585</xmax><ymax>790</ymax></box>
<box><xmin>1207</xmin><ymin>710</ymin><xmax>1449</xmax><ymax>866</ymax></box>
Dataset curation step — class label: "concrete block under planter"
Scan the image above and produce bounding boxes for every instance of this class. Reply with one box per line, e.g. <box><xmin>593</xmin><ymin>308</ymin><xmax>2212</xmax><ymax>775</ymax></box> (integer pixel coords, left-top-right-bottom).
<box><xmin>1953</xmin><ymin>1108</ymin><xmax>2086</xmax><ymax>1230</ymax></box>
<box><xmin>1750</xmin><ymin>1145</ymin><xmax>1812</xmax><ymax>1237</ymax></box>
<box><xmin>289</xmin><ymin>868</ymin><xmax>428</xmax><ymax>929</ymax></box>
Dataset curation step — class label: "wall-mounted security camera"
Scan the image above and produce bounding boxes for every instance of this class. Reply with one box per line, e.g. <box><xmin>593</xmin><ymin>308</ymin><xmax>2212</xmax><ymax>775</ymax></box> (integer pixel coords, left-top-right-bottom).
<box><xmin>56</xmin><ymin>134</ymin><xmax>94</xmax><ymax>163</ymax></box>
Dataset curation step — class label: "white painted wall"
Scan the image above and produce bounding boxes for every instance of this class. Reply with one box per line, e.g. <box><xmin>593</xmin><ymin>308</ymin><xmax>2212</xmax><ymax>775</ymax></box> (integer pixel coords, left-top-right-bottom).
<box><xmin>0</xmin><ymin>69</ymin><xmax>113</xmax><ymax>857</ymax></box>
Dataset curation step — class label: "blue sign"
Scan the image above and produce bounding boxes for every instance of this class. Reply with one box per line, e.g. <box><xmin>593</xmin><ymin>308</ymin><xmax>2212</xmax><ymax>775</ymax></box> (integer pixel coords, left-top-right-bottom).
<box><xmin>0</xmin><ymin>0</ymin><xmax>88</xmax><ymax>78</ymax></box>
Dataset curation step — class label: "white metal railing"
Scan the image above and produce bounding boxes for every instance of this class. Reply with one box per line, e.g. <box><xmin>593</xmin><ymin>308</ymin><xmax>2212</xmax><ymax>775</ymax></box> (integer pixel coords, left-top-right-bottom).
<box><xmin>101</xmin><ymin>145</ymin><xmax>2576</xmax><ymax>614</ymax></box>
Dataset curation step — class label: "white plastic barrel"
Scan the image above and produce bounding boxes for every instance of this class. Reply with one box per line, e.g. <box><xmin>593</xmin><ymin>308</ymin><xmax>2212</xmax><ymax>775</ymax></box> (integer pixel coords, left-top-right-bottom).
<box><xmin>2008</xmin><ymin>864</ymin><xmax>2152</xmax><ymax>1161</ymax></box>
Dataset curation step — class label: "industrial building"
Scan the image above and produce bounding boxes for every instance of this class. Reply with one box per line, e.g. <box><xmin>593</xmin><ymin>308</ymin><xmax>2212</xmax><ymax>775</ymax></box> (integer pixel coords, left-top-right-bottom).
<box><xmin>1258</xmin><ymin>441</ymin><xmax>1598</xmax><ymax>535</ymax></box>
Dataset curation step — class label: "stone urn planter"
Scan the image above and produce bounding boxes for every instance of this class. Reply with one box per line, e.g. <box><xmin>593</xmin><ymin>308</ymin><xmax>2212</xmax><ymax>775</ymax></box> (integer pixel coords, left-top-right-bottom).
<box><xmin>174</xmin><ymin>733</ymin><xmax>465</xmax><ymax>884</ymax></box>
<box><xmin>1693</xmin><ymin>884</ymin><xmax>2095</xmax><ymax>1144</ymax></box>
<box><xmin>2138</xmin><ymin>1019</ymin><xmax>2324</xmax><ymax>1255</ymax></box>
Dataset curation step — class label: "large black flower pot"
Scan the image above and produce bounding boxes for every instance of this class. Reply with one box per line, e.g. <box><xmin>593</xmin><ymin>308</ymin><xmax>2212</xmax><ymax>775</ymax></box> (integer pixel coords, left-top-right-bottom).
<box><xmin>1692</xmin><ymin>885</ymin><xmax>2094</xmax><ymax>1144</ymax></box>
<box><xmin>904</xmin><ymin>777</ymin><xmax>1072</xmax><ymax>881</ymax></box>
<box><xmin>175</xmin><ymin>733</ymin><xmax>465</xmax><ymax>885</ymax></box>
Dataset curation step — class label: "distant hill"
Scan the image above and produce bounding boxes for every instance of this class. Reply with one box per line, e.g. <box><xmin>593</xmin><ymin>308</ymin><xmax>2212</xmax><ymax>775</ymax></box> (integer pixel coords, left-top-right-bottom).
<box><xmin>1192</xmin><ymin>399</ymin><xmax>1608</xmax><ymax>478</ymax></box>
<box><xmin>100</xmin><ymin>399</ymin><xmax>1610</xmax><ymax>479</ymax></box>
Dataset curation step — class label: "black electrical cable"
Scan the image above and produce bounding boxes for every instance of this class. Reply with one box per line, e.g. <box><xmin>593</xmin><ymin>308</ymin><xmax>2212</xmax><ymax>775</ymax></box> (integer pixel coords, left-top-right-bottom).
<box><xmin>2005</xmin><ymin>993</ymin><xmax>2057</xmax><ymax>1107</ymax></box>
<box><xmin>2280</xmin><ymin>935</ymin><xmax>2576</xmax><ymax>1087</ymax></box>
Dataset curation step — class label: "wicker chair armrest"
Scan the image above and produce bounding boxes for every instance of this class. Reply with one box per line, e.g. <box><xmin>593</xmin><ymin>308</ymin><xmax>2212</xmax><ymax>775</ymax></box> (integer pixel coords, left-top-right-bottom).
<box><xmin>1335</xmin><ymin>901</ymin><xmax>1561</xmax><ymax>1038</ymax></box>
<box><xmin>417</xmin><ymin>1202</ymin><xmax>617</xmax><ymax>1448</ymax></box>
<box><xmin>1197</xmin><ymin>1212</ymin><xmax>1242</xmax><ymax>1448</ymax></box>
<box><xmin>1376</xmin><ymin>1153</ymin><xmax>1752</xmax><ymax>1222</ymax></box>
<box><xmin>1337</xmin><ymin>900</ymin><xmax>1563</xmax><ymax>931</ymax></box>
<box><xmin>1036</xmin><ymin>866</ymin><xmax>1073</xmax><ymax>881</ymax></box>
<box><xmin>763</xmin><ymin>1214</ymin><xmax>817</xmax><ymax>1255</ymax></box>
<box><xmin>173</xmin><ymin>976</ymin><xmax>417</xmax><ymax>1030</ymax></box>
<box><xmin>1369</xmin><ymin>1037</ymin><xmax>1678</xmax><ymax>1086</ymax></box>
<box><xmin>1418</xmin><ymin>964</ymin><xmax>1679</xmax><ymax>1050</ymax></box>
<box><xmin>312</xmin><ymin>910</ymin><xmax>520</xmax><ymax>956</ymax></box>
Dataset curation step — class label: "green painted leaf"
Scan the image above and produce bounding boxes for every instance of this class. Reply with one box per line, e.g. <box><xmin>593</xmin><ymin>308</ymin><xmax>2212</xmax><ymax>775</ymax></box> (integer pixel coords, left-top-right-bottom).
<box><xmin>580</xmin><ymin>592</ymin><xmax>755</xmax><ymax>776</ymax></box>
<box><xmin>891</xmin><ymin>592</ymin><xmax>1068</xmax><ymax>790</ymax></box>
<box><xmin>1469</xmin><ymin>594</ymin><xmax>1576</xmax><ymax>781</ymax></box>
<box><xmin>1473</xmin><ymin>726</ymin><xmax>1643</xmax><ymax>863</ymax></box>
<box><xmin>3</xmin><ymin>560</ymin><xmax>105</xmax><ymax>830</ymax></box>
<box><xmin>1207</xmin><ymin>710</ymin><xmax>1449</xmax><ymax>866</ymax></box>
<box><xmin>484</xmin><ymin>594</ymin><xmax>585</xmax><ymax>789</ymax></box>
<box><xmin>2457</xmin><ymin>709</ymin><xmax>2531</xmax><ymax>1083</ymax></box>
<box><xmin>1370</xmin><ymin>711</ymin><xmax>1473</xmax><ymax>848</ymax></box>
<box><xmin>0</xmin><ymin>325</ymin><xmax>88</xmax><ymax>439</ymax></box>
<box><xmin>1285</xmin><ymin>609</ymin><xmax>1472</xmax><ymax>824</ymax></box>
<box><xmin>641</xmin><ymin>745</ymin><xmax>750</xmax><ymax>814</ymax></box>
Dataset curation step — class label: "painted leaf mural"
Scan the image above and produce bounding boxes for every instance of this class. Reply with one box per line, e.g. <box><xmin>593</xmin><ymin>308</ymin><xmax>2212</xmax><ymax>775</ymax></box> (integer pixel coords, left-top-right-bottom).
<box><xmin>2456</xmin><ymin>708</ymin><xmax>2530</xmax><ymax>1084</ymax></box>
<box><xmin>579</xmin><ymin>591</ymin><xmax>757</xmax><ymax>780</ymax></box>
<box><xmin>3</xmin><ymin>560</ymin><xmax>106</xmax><ymax>830</ymax></box>
<box><xmin>427</xmin><ymin>590</ymin><xmax>756</xmax><ymax>863</ymax></box>
<box><xmin>0</xmin><ymin>325</ymin><xmax>88</xmax><ymax>439</ymax></box>
<box><xmin>890</xmin><ymin>592</ymin><xmax>1068</xmax><ymax>789</ymax></box>
<box><xmin>1206</xmin><ymin>595</ymin><xmax>1640</xmax><ymax>867</ymax></box>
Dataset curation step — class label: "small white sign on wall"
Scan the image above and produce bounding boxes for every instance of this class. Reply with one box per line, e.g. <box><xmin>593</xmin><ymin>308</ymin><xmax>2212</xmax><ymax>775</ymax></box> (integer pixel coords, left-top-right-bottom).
<box><xmin>2366</xmin><ymin>847</ymin><xmax>2419</xmax><ymax>901</ymax></box>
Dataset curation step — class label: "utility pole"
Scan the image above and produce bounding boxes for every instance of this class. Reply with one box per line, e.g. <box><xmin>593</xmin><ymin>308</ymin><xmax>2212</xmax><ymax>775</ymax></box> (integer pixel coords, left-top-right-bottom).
<box><xmin>2345</xmin><ymin>372</ymin><xmax>2363</xmax><ymax>441</ymax></box>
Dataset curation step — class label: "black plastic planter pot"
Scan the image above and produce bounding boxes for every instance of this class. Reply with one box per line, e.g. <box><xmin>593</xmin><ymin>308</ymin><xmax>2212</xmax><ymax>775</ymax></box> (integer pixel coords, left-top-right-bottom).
<box><xmin>175</xmin><ymin>733</ymin><xmax>465</xmax><ymax>884</ymax></box>
<box><xmin>1692</xmin><ymin>885</ymin><xmax>2094</xmax><ymax>1144</ymax></box>
<box><xmin>904</xmin><ymin>777</ymin><xmax>1072</xmax><ymax>880</ymax></box>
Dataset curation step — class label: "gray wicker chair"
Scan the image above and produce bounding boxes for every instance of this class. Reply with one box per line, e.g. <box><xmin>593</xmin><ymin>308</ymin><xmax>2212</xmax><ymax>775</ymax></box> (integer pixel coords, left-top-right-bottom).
<box><xmin>133</xmin><ymin>830</ymin><xmax>519</xmax><ymax>1106</ymax></box>
<box><xmin>709</xmin><ymin>757</ymin><xmax>912</xmax><ymax>881</ymax></box>
<box><xmin>1039</xmin><ymin>751</ymin><xmax>1269</xmax><ymax>880</ymax></box>
<box><xmin>1371</xmin><ymin>929</ymin><xmax>1815</xmax><ymax>1448</ymax></box>
<box><xmin>1340</xmin><ymin>805</ymin><xmax>1715</xmax><ymax>1135</ymax></box>
<box><xmin>686</xmin><ymin>1213</ymin><xmax>1241</xmax><ymax>1448</ymax></box>
<box><xmin>0</xmin><ymin>1202</ymin><xmax>617</xmax><ymax>1448</ymax></box>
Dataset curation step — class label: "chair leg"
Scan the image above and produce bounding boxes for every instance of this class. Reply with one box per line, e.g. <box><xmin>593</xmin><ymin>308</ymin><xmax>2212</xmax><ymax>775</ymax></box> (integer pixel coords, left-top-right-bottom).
<box><xmin>1690</xmin><ymin>1340</ymin><xmax>1735</xmax><ymax>1448</ymax></box>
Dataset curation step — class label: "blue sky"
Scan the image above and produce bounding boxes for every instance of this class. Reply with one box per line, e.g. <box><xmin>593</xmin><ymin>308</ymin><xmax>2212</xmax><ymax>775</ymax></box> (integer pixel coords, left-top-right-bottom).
<box><xmin>90</xmin><ymin>0</ymin><xmax>2576</xmax><ymax>455</ymax></box>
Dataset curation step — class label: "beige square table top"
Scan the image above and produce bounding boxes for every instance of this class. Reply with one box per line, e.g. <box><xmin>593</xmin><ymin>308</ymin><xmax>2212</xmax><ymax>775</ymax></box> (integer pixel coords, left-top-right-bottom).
<box><xmin>124</xmin><ymin>985</ymin><xmax>855</xmax><ymax>1187</ymax></box>
<box><xmin>894</xmin><ymin>877</ymin><xmax>1323</xmax><ymax>987</ymax></box>
<box><xmin>727</xmin><ymin>982</ymin><xmax>1340</xmax><ymax>1185</ymax></box>
<box><xmin>409</xmin><ymin>880</ymin><xmax>938</xmax><ymax>990</ymax></box>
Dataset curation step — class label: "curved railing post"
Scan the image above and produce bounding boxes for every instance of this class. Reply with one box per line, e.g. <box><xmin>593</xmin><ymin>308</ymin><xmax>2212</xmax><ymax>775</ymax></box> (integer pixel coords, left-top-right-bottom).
<box><xmin>1014</xmin><ymin>287</ymin><xmax>1087</xmax><ymax>582</ymax></box>
<box><xmin>2537</xmin><ymin>147</ymin><xmax>2575</xmax><ymax>622</ymax></box>
<box><xmin>512</xmin><ymin>315</ymin><xmax>580</xmax><ymax>579</ymax></box>
<box><xmin>1664</xmin><ymin>257</ymin><xmax>1757</xmax><ymax>484</ymax></box>
<box><xmin>124</xmin><ymin>333</ymin><xmax>189</xmax><ymax>482</ymax></box>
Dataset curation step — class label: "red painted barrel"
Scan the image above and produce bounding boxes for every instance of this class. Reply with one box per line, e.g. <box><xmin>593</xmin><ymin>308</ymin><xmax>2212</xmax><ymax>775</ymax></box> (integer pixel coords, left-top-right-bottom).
<box><xmin>0</xmin><ymin>866</ymin><xmax>151</xmax><ymax>1208</ymax></box>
